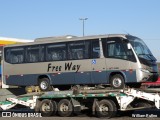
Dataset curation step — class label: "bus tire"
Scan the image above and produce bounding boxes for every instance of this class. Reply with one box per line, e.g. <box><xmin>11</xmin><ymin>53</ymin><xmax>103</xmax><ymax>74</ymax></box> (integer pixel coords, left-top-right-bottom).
<box><xmin>38</xmin><ymin>78</ymin><xmax>51</xmax><ymax>91</ymax></box>
<box><xmin>110</xmin><ymin>74</ymin><xmax>125</xmax><ymax>89</ymax></box>
<box><xmin>58</xmin><ymin>99</ymin><xmax>73</xmax><ymax>117</ymax></box>
<box><xmin>39</xmin><ymin>99</ymin><xmax>57</xmax><ymax>116</ymax></box>
<box><xmin>96</xmin><ymin>99</ymin><xmax>117</xmax><ymax>118</ymax></box>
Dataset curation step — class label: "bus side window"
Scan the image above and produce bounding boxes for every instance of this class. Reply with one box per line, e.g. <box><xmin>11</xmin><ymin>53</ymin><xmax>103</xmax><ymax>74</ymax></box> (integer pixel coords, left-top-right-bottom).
<box><xmin>11</xmin><ymin>55</ymin><xmax>18</xmax><ymax>63</ymax></box>
<box><xmin>126</xmin><ymin>50</ymin><xmax>137</xmax><ymax>62</ymax></box>
<box><xmin>5</xmin><ymin>49</ymin><xmax>11</xmax><ymax>63</ymax></box>
<box><xmin>46</xmin><ymin>43</ymin><xmax>66</xmax><ymax>61</ymax></box>
<box><xmin>17</xmin><ymin>55</ymin><xmax>23</xmax><ymax>63</ymax></box>
<box><xmin>30</xmin><ymin>54</ymin><xmax>37</xmax><ymax>62</ymax></box>
<box><xmin>76</xmin><ymin>50</ymin><xmax>83</xmax><ymax>59</ymax></box>
<box><xmin>39</xmin><ymin>46</ymin><xmax>44</xmax><ymax>62</ymax></box>
<box><xmin>68</xmin><ymin>40</ymin><xmax>90</xmax><ymax>60</ymax></box>
<box><xmin>104</xmin><ymin>38</ymin><xmax>128</xmax><ymax>60</ymax></box>
<box><xmin>26</xmin><ymin>46</ymin><xmax>39</xmax><ymax>63</ymax></box>
<box><xmin>92</xmin><ymin>40</ymin><xmax>100</xmax><ymax>58</ymax></box>
<box><xmin>68</xmin><ymin>41</ymin><xmax>84</xmax><ymax>60</ymax></box>
<box><xmin>10</xmin><ymin>48</ymin><xmax>24</xmax><ymax>64</ymax></box>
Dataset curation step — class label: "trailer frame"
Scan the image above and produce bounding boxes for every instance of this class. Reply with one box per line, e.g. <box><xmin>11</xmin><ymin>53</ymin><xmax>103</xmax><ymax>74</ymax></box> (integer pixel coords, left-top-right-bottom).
<box><xmin>0</xmin><ymin>88</ymin><xmax>160</xmax><ymax>118</ymax></box>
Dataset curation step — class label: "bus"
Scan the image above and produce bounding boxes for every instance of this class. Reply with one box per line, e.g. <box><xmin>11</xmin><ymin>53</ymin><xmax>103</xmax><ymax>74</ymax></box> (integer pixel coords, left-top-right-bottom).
<box><xmin>0</xmin><ymin>37</ymin><xmax>33</xmax><ymax>88</ymax></box>
<box><xmin>2</xmin><ymin>34</ymin><xmax>159</xmax><ymax>91</ymax></box>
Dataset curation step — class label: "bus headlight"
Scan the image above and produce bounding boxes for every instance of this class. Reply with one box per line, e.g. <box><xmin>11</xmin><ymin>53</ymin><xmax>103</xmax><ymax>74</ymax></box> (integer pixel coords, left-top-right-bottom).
<box><xmin>140</xmin><ymin>68</ymin><xmax>150</xmax><ymax>73</ymax></box>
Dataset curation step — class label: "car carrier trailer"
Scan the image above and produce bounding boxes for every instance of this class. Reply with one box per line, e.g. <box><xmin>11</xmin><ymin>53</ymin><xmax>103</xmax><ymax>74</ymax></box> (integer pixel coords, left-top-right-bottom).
<box><xmin>0</xmin><ymin>88</ymin><xmax>160</xmax><ymax>118</ymax></box>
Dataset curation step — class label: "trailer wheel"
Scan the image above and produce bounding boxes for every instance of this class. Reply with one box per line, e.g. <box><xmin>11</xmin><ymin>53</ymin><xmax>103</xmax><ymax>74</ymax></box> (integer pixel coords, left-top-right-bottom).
<box><xmin>38</xmin><ymin>78</ymin><xmax>51</xmax><ymax>91</ymax></box>
<box><xmin>58</xmin><ymin>99</ymin><xmax>73</xmax><ymax>117</ymax></box>
<box><xmin>96</xmin><ymin>99</ymin><xmax>117</xmax><ymax>118</ymax></box>
<box><xmin>39</xmin><ymin>99</ymin><xmax>57</xmax><ymax>116</ymax></box>
<box><xmin>110</xmin><ymin>74</ymin><xmax>125</xmax><ymax>89</ymax></box>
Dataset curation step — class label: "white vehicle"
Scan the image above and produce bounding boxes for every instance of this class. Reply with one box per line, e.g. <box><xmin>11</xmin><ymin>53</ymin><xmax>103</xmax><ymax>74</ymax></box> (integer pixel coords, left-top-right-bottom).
<box><xmin>2</xmin><ymin>34</ymin><xmax>159</xmax><ymax>91</ymax></box>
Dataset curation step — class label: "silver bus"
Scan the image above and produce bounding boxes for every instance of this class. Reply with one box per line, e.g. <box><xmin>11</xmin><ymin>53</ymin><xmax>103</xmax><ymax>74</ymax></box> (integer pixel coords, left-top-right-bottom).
<box><xmin>2</xmin><ymin>34</ymin><xmax>159</xmax><ymax>91</ymax></box>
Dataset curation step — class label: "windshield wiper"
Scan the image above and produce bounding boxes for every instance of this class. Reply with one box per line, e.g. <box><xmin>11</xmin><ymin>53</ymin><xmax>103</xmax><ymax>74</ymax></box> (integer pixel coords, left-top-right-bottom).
<box><xmin>138</xmin><ymin>54</ymin><xmax>156</xmax><ymax>61</ymax></box>
<box><xmin>147</xmin><ymin>54</ymin><xmax>157</xmax><ymax>61</ymax></box>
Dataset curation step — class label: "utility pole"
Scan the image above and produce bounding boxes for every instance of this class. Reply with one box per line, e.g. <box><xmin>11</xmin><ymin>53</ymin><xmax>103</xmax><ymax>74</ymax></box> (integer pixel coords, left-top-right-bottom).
<box><xmin>79</xmin><ymin>18</ymin><xmax>88</xmax><ymax>36</ymax></box>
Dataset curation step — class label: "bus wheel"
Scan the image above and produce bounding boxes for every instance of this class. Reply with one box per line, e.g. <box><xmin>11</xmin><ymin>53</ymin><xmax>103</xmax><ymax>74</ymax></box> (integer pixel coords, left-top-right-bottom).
<box><xmin>110</xmin><ymin>74</ymin><xmax>125</xmax><ymax>89</ymax></box>
<box><xmin>58</xmin><ymin>99</ymin><xmax>73</xmax><ymax>117</ymax></box>
<box><xmin>39</xmin><ymin>99</ymin><xmax>57</xmax><ymax>116</ymax></box>
<box><xmin>38</xmin><ymin>78</ymin><xmax>51</xmax><ymax>91</ymax></box>
<box><xmin>96</xmin><ymin>99</ymin><xmax>117</xmax><ymax>118</ymax></box>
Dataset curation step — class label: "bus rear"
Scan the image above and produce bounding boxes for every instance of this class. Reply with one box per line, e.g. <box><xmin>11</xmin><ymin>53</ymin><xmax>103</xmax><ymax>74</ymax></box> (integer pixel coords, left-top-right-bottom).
<box><xmin>0</xmin><ymin>37</ymin><xmax>33</xmax><ymax>88</ymax></box>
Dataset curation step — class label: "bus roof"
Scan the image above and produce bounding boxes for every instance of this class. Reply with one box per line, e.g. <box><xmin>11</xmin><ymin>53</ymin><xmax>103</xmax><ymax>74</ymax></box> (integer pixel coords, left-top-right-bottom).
<box><xmin>35</xmin><ymin>34</ymin><xmax>128</xmax><ymax>42</ymax></box>
<box><xmin>3</xmin><ymin>34</ymin><xmax>131</xmax><ymax>47</ymax></box>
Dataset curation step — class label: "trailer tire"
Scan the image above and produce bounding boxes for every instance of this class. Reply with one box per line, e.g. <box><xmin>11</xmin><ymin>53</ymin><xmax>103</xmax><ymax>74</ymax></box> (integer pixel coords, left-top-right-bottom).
<box><xmin>96</xmin><ymin>99</ymin><xmax>117</xmax><ymax>118</ymax></box>
<box><xmin>39</xmin><ymin>99</ymin><xmax>57</xmax><ymax>117</ymax></box>
<box><xmin>110</xmin><ymin>74</ymin><xmax>125</xmax><ymax>89</ymax></box>
<box><xmin>58</xmin><ymin>99</ymin><xmax>73</xmax><ymax>117</ymax></box>
<box><xmin>38</xmin><ymin>78</ymin><xmax>51</xmax><ymax>91</ymax></box>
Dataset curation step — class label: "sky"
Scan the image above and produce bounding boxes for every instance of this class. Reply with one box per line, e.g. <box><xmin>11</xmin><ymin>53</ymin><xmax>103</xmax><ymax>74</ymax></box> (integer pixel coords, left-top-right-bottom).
<box><xmin>0</xmin><ymin>0</ymin><xmax>160</xmax><ymax>61</ymax></box>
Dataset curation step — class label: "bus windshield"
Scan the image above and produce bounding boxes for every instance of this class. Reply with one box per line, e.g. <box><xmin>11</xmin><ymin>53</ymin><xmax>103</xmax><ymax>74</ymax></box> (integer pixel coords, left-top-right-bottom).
<box><xmin>128</xmin><ymin>37</ymin><xmax>156</xmax><ymax>61</ymax></box>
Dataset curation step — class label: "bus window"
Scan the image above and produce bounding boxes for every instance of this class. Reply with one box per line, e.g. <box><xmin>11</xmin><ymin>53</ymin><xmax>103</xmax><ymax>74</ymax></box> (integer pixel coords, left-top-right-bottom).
<box><xmin>102</xmin><ymin>38</ymin><xmax>127</xmax><ymax>60</ymax></box>
<box><xmin>26</xmin><ymin>46</ymin><xmax>40</xmax><ymax>63</ymax></box>
<box><xmin>5</xmin><ymin>47</ymin><xmax>24</xmax><ymax>64</ymax></box>
<box><xmin>102</xmin><ymin>38</ymin><xmax>136</xmax><ymax>62</ymax></box>
<box><xmin>84</xmin><ymin>41</ymin><xmax>91</xmax><ymax>59</ymax></box>
<box><xmin>68</xmin><ymin>40</ymin><xmax>90</xmax><ymax>60</ymax></box>
<box><xmin>39</xmin><ymin>46</ymin><xmax>45</xmax><ymax>62</ymax></box>
<box><xmin>92</xmin><ymin>40</ymin><xmax>100</xmax><ymax>58</ymax></box>
<box><xmin>108</xmin><ymin>42</ymin><xmax>127</xmax><ymax>59</ymax></box>
<box><xmin>46</xmin><ymin>43</ymin><xmax>66</xmax><ymax>61</ymax></box>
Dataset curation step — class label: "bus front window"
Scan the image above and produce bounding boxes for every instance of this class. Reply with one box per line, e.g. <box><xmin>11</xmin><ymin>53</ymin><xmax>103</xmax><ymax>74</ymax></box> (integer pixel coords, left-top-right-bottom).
<box><xmin>129</xmin><ymin>38</ymin><xmax>156</xmax><ymax>61</ymax></box>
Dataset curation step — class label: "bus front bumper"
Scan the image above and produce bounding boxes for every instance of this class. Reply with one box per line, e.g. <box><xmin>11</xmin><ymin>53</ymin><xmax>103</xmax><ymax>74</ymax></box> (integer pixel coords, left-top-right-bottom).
<box><xmin>141</xmin><ymin>72</ymin><xmax>159</xmax><ymax>82</ymax></box>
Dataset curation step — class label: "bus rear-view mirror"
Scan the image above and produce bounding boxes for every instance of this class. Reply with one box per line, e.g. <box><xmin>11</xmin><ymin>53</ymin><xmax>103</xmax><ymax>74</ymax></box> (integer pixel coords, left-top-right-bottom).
<box><xmin>127</xmin><ymin>43</ymin><xmax>132</xmax><ymax>49</ymax></box>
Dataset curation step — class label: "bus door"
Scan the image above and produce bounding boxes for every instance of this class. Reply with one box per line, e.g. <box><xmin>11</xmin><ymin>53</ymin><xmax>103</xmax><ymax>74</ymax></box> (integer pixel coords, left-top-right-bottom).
<box><xmin>91</xmin><ymin>39</ymin><xmax>107</xmax><ymax>84</ymax></box>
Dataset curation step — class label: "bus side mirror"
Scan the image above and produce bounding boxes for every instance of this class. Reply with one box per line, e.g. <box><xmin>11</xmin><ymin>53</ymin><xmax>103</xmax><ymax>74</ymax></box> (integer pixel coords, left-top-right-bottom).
<box><xmin>127</xmin><ymin>43</ymin><xmax>131</xmax><ymax>49</ymax></box>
